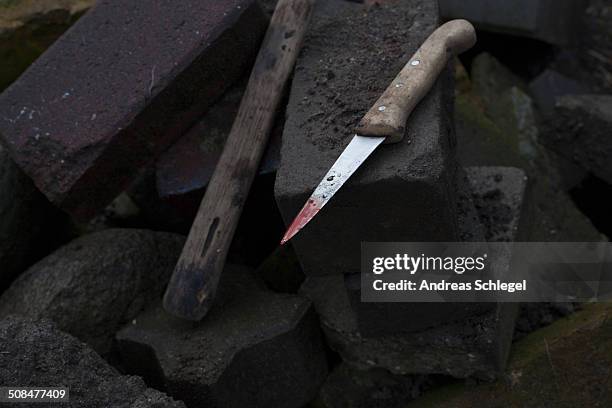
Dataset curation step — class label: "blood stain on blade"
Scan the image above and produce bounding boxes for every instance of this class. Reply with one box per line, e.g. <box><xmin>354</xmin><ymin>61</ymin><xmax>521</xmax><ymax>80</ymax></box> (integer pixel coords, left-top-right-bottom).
<box><xmin>280</xmin><ymin>197</ymin><xmax>323</xmax><ymax>245</ymax></box>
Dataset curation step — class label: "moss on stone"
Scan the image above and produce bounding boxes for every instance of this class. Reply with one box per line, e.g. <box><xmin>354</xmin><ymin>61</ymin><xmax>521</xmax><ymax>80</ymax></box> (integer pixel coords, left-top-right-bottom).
<box><xmin>408</xmin><ymin>302</ymin><xmax>612</xmax><ymax>407</ymax></box>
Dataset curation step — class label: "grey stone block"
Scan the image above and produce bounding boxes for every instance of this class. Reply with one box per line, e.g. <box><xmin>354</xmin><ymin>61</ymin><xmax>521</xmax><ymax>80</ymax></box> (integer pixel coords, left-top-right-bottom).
<box><xmin>439</xmin><ymin>0</ymin><xmax>587</xmax><ymax>45</ymax></box>
<box><xmin>116</xmin><ymin>265</ymin><xmax>328</xmax><ymax>408</ymax></box>
<box><xmin>300</xmin><ymin>167</ymin><xmax>528</xmax><ymax>380</ymax></box>
<box><xmin>275</xmin><ymin>0</ymin><xmax>458</xmax><ymax>277</ymax></box>
<box><xmin>0</xmin><ymin>228</ymin><xmax>185</xmax><ymax>354</ymax></box>
<box><xmin>529</xmin><ymin>69</ymin><xmax>590</xmax><ymax>115</ymax></box>
<box><xmin>343</xmin><ymin>167</ymin><xmax>528</xmax><ymax>337</ymax></box>
<box><xmin>543</xmin><ymin>94</ymin><xmax>612</xmax><ymax>185</ymax></box>
<box><xmin>0</xmin><ymin>316</ymin><xmax>184</xmax><ymax>407</ymax></box>
<box><xmin>317</xmin><ymin>363</ymin><xmax>429</xmax><ymax>408</ymax></box>
<box><xmin>457</xmin><ymin>56</ymin><xmax>601</xmax><ymax>240</ymax></box>
<box><xmin>467</xmin><ymin>166</ymin><xmax>531</xmax><ymax>242</ymax></box>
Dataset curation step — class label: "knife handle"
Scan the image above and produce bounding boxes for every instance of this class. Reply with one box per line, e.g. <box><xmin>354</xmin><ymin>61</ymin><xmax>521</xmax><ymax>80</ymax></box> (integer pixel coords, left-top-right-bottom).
<box><xmin>355</xmin><ymin>19</ymin><xmax>476</xmax><ymax>143</ymax></box>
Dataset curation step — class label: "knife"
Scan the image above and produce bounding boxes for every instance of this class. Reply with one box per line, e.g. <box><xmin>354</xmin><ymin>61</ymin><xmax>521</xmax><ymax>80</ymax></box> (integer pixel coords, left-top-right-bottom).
<box><xmin>281</xmin><ymin>19</ymin><xmax>476</xmax><ymax>245</ymax></box>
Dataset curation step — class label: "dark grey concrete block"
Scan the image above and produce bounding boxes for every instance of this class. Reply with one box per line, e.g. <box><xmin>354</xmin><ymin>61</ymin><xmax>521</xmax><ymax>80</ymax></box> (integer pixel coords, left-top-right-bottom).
<box><xmin>467</xmin><ymin>166</ymin><xmax>531</xmax><ymax>242</ymax></box>
<box><xmin>302</xmin><ymin>275</ymin><xmax>518</xmax><ymax>381</ymax></box>
<box><xmin>529</xmin><ymin>69</ymin><xmax>590</xmax><ymax>115</ymax></box>
<box><xmin>543</xmin><ymin>94</ymin><xmax>612</xmax><ymax>185</ymax></box>
<box><xmin>0</xmin><ymin>229</ymin><xmax>185</xmax><ymax>354</ymax></box>
<box><xmin>343</xmin><ymin>167</ymin><xmax>528</xmax><ymax>338</ymax></box>
<box><xmin>0</xmin><ymin>316</ymin><xmax>185</xmax><ymax>407</ymax></box>
<box><xmin>439</xmin><ymin>0</ymin><xmax>587</xmax><ymax>45</ymax></box>
<box><xmin>275</xmin><ymin>0</ymin><xmax>458</xmax><ymax>277</ymax></box>
<box><xmin>317</xmin><ymin>363</ymin><xmax>429</xmax><ymax>408</ymax></box>
<box><xmin>300</xmin><ymin>167</ymin><xmax>528</xmax><ymax>380</ymax></box>
<box><xmin>116</xmin><ymin>265</ymin><xmax>328</xmax><ymax>408</ymax></box>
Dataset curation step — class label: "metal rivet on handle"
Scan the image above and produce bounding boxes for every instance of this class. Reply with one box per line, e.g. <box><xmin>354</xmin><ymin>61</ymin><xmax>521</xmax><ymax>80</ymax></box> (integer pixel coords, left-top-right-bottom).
<box><xmin>378</xmin><ymin>106</ymin><xmax>386</xmax><ymax>112</ymax></box>
<box><xmin>411</xmin><ymin>60</ymin><xmax>420</xmax><ymax>66</ymax></box>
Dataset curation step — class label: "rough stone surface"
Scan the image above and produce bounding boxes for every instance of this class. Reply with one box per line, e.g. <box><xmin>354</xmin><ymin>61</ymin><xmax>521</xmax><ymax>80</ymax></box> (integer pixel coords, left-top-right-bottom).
<box><xmin>0</xmin><ymin>228</ymin><xmax>185</xmax><ymax>354</ymax></box>
<box><xmin>343</xmin><ymin>170</ymin><xmax>491</xmax><ymax>337</ymax></box>
<box><xmin>458</xmin><ymin>57</ymin><xmax>589</xmax><ymax>190</ymax></box>
<box><xmin>300</xmin><ymin>166</ymin><xmax>526</xmax><ymax>380</ymax></box>
<box><xmin>0</xmin><ymin>316</ymin><xmax>185</xmax><ymax>407</ymax></box>
<box><xmin>116</xmin><ymin>265</ymin><xmax>328</xmax><ymax>408</ymax></box>
<box><xmin>317</xmin><ymin>363</ymin><xmax>430</xmax><ymax>408</ymax></box>
<box><xmin>275</xmin><ymin>0</ymin><xmax>457</xmax><ymax>277</ymax></box>
<box><xmin>0</xmin><ymin>0</ymin><xmax>268</xmax><ymax>220</ymax></box>
<box><xmin>543</xmin><ymin>94</ymin><xmax>612</xmax><ymax>186</ymax></box>
<box><xmin>455</xmin><ymin>56</ymin><xmax>527</xmax><ymax>169</ymax></box>
<box><xmin>459</xmin><ymin>55</ymin><xmax>602</xmax><ymax>241</ymax></box>
<box><xmin>550</xmin><ymin>0</ymin><xmax>612</xmax><ymax>92</ymax></box>
<box><xmin>407</xmin><ymin>302</ymin><xmax>612</xmax><ymax>407</ymax></box>
<box><xmin>301</xmin><ymin>274</ymin><xmax>517</xmax><ymax>381</ymax></box>
<box><xmin>439</xmin><ymin>0</ymin><xmax>587</xmax><ymax>45</ymax></box>
<box><xmin>528</xmin><ymin>69</ymin><xmax>590</xmax><ymax>116</ymax></box>
<box><xmin>0</xmin><ymin>145</ymin><xmax>69</xmax><ymax>292</ymax></box>
<box><xmin>344</xmin><ymin>167</ymin><xmax>528</xmax><ymax>338</ymax></box>
<box><xmin>466</xmin><ymin>167</ymin><xmax>530</xmax><ymax>242</ymax></box>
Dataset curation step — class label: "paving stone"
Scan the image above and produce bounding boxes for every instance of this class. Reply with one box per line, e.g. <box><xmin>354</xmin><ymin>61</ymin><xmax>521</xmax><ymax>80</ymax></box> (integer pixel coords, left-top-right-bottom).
<box><xmin>302</xmin><ymin>276</ymin><xmax>518</xmax><ymax>381</ymax></box>
<box><xmin>317</xmin><ymin>363</ymin><xmax>430</xmax><ymax>408</ymax></box>
<box><xmin>275</xmin><ymin>0</ymin><xmax>457</xmax><ymax>277</ymax></box>
<box><xmin>0</xmin><ymin>0</ymin><xmax>268</xmax><ymax>220</ymax></box>
<box><xmin>439</xmin><ymin>0</ymin><xmax>587</xmax><ymax>45</ymax></box>
<box><xmin>0</xmin><ymin>316</ymin><xmax>185</xmax><ymax>407</ymax></box>
<box><xmin>460</xmin><ymin>55</ymin><xmax>601</xmax><ymax>240</ymax></box>
<box><xmin>300</xmin><ymin>166</ymin><xmax>528</xmax><ymax>380</ymax></box>
<box><xmin>0</xmin><ymin>228</ymin><xmax>185</xmax><ymax>355</ymax></box>
<box><xmin>467</xmin><ymin>166</ymin><xmax>531</xmax><ymax>242</ymax></box>
<box><xmin>549</xmin><ymin>0</ymin><xmax>612</xmax><ymax>93</ymax></box>
<box><xmin>543</xmin><ymin>94</ymin><xmax>612</xmax><ymax>185</ymax></box>
<box><xmin>528</xmin><ymin>69</ymin><xmax>590</xmax><ymax>116</ymax></box>
<box><xmin>116</xmin><ymin>265</ymin><xmax>328</xmax><ymax>408</ymax></box>
<box><xmin>343</xmin><ymin>167</ymin><xmax>527</xmax><ymax>338</ymax></box>
<box><xmin>0</xmin><ymin>146</ymin><xmax>71</xmax><ymax>292</ymax></box>
<box><xmin>469</xmin><ymin>54</ymin><xmax>540</xmax><ymax>163</ymax></box>
<box><xmin>406</xmin><ymin>302</ymin><xmax>612</xmax><ymax>407</ymax></box>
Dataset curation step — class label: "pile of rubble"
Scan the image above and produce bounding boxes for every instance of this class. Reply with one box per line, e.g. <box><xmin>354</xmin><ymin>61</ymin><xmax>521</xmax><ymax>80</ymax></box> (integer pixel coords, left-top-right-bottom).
<box><xmin>0</xmin><ymin>0</ymin><xmax>610</xmax><ymax>407</ymax></box>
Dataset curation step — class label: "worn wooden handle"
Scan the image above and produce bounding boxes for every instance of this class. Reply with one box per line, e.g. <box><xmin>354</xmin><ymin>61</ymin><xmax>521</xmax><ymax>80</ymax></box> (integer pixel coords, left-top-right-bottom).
<box><xmin>163</xmin><ymin>0</ymin><xmax>315</xmax><ymax>321</ymax></box>
<box><xmin>355</xmin><ymin>19</ymin><xmax>476</xmax><ymax>143</ymax></box>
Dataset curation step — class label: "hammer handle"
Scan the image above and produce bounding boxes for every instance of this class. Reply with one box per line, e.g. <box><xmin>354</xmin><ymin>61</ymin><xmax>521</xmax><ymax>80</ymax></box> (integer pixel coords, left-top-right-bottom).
<box><xmin>355</xmin><ymin>19</ymin><xmax>476</xmax><ymax>143</ymax></box>
<box><xmin>163</xmin><ymin>0</ymin><xmax>315</xmax><ymax>321</ymax></box>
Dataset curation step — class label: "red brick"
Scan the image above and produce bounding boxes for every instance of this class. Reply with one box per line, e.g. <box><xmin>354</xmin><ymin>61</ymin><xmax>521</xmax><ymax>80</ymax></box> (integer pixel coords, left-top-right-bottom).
<box><xmin>0</xmin><ymin>0</ymin><xmax>267</xmax><ymax>220</ymax></box>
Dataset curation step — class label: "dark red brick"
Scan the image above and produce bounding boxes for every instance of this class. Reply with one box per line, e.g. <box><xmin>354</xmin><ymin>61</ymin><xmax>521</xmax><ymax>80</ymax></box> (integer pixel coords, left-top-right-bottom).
<box><xmin>0</xmin><ymin>0</ymin><xmax>267</xmax><ymax>220</ymax></box>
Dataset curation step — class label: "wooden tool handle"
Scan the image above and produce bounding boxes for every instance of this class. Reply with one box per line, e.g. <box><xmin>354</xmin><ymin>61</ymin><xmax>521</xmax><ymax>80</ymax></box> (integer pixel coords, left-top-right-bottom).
<box><xmin>163</xmin><ymin>0</ymin><xmax>314</xmax><ymax>321</ymax></box>
<box><xmin>355</xmin><ymin>19</ymin><xmax>476</xmax><ymax>143</ymax></box>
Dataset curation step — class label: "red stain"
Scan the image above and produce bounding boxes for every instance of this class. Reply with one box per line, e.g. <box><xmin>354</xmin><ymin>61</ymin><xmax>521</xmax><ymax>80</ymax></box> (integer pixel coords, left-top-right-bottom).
<box><xmin>280</xmin><ymin>197</ymin><xmax>322</xmax><ymax>245</ymax></box>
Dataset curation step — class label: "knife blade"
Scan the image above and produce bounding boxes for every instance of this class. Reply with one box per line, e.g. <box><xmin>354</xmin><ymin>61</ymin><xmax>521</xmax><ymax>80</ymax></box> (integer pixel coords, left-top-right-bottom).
<box><xmin>281</xmin><ymin>19</ymin><xmax>476</xmax><ymax>245</ymax></box>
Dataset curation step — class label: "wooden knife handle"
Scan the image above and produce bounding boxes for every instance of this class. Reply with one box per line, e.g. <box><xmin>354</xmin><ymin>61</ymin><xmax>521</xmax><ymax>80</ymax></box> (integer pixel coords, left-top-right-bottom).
<box><xmin>163</xmin><ymin>0</ymin><xmax>315</xmax><ymax>321</ymax></box>
<box><xmin>355</xmin><ymin>19</ymin><xmax>476</xmax><ymax>143</ymax></box>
